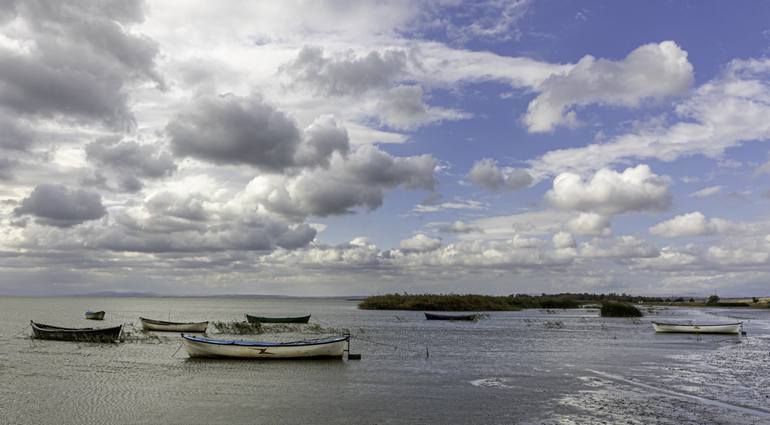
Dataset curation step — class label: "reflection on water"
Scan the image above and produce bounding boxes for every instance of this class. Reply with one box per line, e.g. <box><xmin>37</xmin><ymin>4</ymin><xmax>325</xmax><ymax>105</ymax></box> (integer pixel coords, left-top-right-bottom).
<box><xmin>0</xmin><ymin>297</ymin><xmax>768</xmax><ymax>424</ymax></box>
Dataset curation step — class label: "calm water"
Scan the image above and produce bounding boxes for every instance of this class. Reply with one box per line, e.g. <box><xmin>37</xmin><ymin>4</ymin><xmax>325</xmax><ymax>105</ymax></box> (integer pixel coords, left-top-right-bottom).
<box><xmin>1</xmin><ymin>297</ymin><xmax>769</xmax><ymax>424</ymax></box>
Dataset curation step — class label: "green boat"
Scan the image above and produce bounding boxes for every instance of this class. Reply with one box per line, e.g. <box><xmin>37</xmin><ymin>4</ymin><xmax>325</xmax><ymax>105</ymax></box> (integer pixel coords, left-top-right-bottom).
<box><xmin>245</xmin><ymin>314</ymin><xmax>311</xmax><ymax>324</ymax></box>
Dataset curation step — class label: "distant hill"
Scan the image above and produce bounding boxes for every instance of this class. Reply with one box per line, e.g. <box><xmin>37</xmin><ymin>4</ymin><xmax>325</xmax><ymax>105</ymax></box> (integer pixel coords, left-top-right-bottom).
<box><xmin>71</xmin><ymin>292</ymin><xmax>356</xmax><ymax>299</ymax></box>
<box><xmin>75</xmin><ymin>291</ymin><xmax>162</xmax><ymax>298</ymax></box>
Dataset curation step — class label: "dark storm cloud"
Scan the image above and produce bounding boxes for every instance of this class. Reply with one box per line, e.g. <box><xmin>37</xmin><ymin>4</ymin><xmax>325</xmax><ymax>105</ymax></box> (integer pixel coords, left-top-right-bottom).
<box><xmin>286</xmin><ymin>145</ymin><xmax>437</xmax><ymax>216</ymax></box>
<box><xmin>85</xmin><ymin>138</ymin><xmax>177</xmax><ymax>192</ymax></box>
<box><xmin>0</xmin><ymin>52</ymin><xmax>132</xmax><ymax>125</ymax></box>
<box><xmin>275</xmin><ymin>224</ymin><xmax>317</xmax><ymax>249</ymax></box>
<box><xmin>282</xmin><ymin>46</ymin><xmax>408</xmax><ymax>96</ymax></box>
<box><xmin>345</xmin><ymin>145</ymin><xmax>437</xmax><ymax>190</ymax></box>
<box><xmin>0</xmin><ymin>0</ymin><xmax>162</xmax><ymax>127</ymax></box>
<box><xmin>294</xmin><ymin>115</ymin><xmax>350</xmax><ymax>167</ymax></box>
<box><xmin>168</xmin><ymin>94</ymin><xmax>349</xmax><ymax>170</ymax></box>
<box><xmin>14</xmin><ymin>184</ymin><xmax>107</xmax><ymax>227</ymax></box>
<box><xmin>168</xmin><ymin>94</ymin><xmax>300</xmax><ymax>169</ymax></box>
<box><xmin>468</xmin><ymin>158</ymin><xmax>533</xmax><ymax>191</ymax></box>
<box><xmin>86</xmin><ymin>138</ymin><xmax>176</xmax><ymax>178</ymax></box>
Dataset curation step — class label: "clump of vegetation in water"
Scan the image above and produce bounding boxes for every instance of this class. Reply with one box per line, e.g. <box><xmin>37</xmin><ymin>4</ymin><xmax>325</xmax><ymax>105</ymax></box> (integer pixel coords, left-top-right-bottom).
<box><xmin>600</xmin><ymin>302</ymin><xmax>643</xmax><ymax>318</ymax></box>
<box><xmin>260</xmin><ymin>323</ymin><xmax>346</xmax><ymax>334</ymax></box>
<box><xmin>211</xmin><ymin>321</ymin><xmax>262</xmax><ymax>334</ymax></box>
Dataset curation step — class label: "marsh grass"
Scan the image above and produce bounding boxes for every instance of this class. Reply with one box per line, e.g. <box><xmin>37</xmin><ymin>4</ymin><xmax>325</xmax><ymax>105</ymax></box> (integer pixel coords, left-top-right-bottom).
<box><xmin>209</xmin><ymin>322</ymin><xmax>347</xmax><ymax>337</ymax></box>
<box><xmin>211</xmin><ymin>321</ymin><xmax>263</xmax><ymax>334</ymax></box>
<box><xmin>120</xmin><ymin>329</ymin><xmax>165</xmax><ymax>343</ymax></box>
<box><xmin>260</xmin><ymin>323</ymin><xmax>346</xmax><ymax>334</ymax></box>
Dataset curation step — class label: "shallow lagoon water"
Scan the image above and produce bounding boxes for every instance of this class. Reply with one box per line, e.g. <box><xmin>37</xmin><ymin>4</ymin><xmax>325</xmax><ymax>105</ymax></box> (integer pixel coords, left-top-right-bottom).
<box><xmin>1</xmin><ymin>297</ymin><xmax>769</xmax><ymax>424</ymax></box>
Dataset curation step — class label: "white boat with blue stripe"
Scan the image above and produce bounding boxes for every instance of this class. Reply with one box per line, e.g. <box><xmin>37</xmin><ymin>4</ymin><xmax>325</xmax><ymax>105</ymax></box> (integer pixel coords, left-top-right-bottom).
<box><xmin>182</xmin><ymin>334</ymin><xmax>349</xmax><ymax>359</ymax></box>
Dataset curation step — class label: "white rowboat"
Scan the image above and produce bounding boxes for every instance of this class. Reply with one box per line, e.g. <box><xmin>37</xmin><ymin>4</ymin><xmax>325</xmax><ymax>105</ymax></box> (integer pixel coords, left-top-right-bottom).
<box><xmin>652</xmin><ymin>321</ymin><xmax>742</xmax><ymax>334</ymax></box>
<box><xmin>140</xmin><ymin>317</ymin><xmax>208</xmax><ymax>332</ymax></box>
<box><xmin>182</xmin><ymin>334</ymin><xmax>349</xmax><ymax>359</ymax></box>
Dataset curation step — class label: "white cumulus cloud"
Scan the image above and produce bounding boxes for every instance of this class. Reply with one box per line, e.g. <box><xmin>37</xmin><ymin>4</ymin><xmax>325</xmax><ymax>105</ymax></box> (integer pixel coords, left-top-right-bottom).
<box><xmin>545</xmin><ymin>164</ymin><xmax>671</xmax><ymax>215</ymax></box>
<box><xmin>523</xmin><ymin>41</ymin><xmax>693</xmax><ymax>133</ymax></box>
<box><xmin>649</xmin><ymin>212</ymin><xmax>736</xmax><ymax>237</ymax></box>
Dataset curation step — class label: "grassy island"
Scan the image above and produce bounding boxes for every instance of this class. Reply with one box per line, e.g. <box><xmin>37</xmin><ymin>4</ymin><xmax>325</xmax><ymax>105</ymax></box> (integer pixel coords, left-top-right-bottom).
<box><xmin>600</xmin><ymin>302</ymin><xmax>643</xmax><ymax>317</ymax></box>
<box><xmin>359</xmin><ymin>293</ymin><xmax>523</xmax><ymax>311</ymax></box>
<box><xmin>358</xmin><ymin>293</ymin><xmax>591</xmax><ymax>311</ymax></box>
<box><xmin>358</xmin><ymin>292</ymin><xmax>768</xmax><ymax>311</ymax></box>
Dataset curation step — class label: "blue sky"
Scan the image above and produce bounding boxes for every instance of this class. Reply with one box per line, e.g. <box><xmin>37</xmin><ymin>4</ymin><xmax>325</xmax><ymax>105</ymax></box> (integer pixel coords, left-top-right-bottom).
<box><xmin>1</xmin><ymin>1</ymin><xmax>770</xmax><ymax>296</ymax></box>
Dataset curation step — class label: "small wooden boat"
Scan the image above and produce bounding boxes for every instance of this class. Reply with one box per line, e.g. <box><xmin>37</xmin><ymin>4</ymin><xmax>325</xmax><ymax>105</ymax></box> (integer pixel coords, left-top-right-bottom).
<box><xmin>424</xmin><ymin>312</ymin><xmax>479</xmax><ymax>321</ymax></box>
<box><xmin>245</xmin><ymin>314</ymin><xmax>311</xmax><ymax>324</ymax></box>
<box><xmin>652</xmin><ymin>321</ymin><xmax>743</xmax><ymax>334</ymax></box>
<box><xmin>85</xmin><ymin>310</ymin><xmax>105</xmax><ymax>320</ymax></box>
<box><xmin>140</xmin><ymin>317</ymin><xmax>208</xmax><ymax>332</ymax></box>
<box><xmin>30</xmin><ymin>321</ymin><xmax>122</xmax><ymax>342</ymax></box>
<box><xmin>181</xmin><ymin>334</ymin><xmax>349</xmax><ymax>359</ymax></box>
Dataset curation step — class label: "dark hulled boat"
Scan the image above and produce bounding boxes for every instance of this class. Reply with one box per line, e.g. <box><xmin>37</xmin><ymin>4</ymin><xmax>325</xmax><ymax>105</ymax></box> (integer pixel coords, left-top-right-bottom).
<box><xmin>245</xmin><ymin>314</ymin><xmax>311</xmax><ymax>324</ymax></box>
<box><xmin>424</xmin><ymin>312</ymin><xmax>479</xmax><ymax>321</ymax></box>
<box><xmin>30</xmin><ymin>321</ymin><xmax>123</xmax><ymax>342</ymax></box>
<box><xmin>85</xmin><ymin>310</ymin><xmax>105</xmax><ymax>320</ymax></box>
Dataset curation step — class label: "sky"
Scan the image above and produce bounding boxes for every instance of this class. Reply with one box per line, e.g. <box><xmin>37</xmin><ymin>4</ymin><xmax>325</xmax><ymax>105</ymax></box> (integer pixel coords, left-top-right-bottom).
<box><xmin>2</xmin><ymin>0</ymin><xmax>770</xmax><ymax>296</ymax></box>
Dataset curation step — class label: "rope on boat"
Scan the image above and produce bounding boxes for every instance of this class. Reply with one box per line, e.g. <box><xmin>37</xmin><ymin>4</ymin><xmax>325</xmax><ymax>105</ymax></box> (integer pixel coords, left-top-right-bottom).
<box><xmin>349</xmin><ymin>334</ymin><xmax>429</xmax><ymax>357</ymax></box>
<box><xmin>298</xmin><ymin>318</ymin><xmax>429</xmax><ymax>357</ymax></box>
<box><xmin>170</xmin><ymin>342</ymin><xmax>184</xmax><ymax>358</ymax></box>
<box><xmin>12</xmin><ymin>323</ymin><xmax>30</xmax><ymax>337</ymax></box>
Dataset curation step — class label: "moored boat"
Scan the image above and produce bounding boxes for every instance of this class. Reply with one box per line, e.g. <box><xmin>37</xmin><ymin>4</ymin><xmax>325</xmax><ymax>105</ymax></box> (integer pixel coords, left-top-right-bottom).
<box><xmin>140</xmin><ymin>317</ymin><xmax>208</xmax><ymax>332</ymax></box>
<box><xmin>424</xmin><ymin>312</ymin><xmax>479</xmax><ymax>321</ymax></box>
<box><xmin>181</xmin><ymin>334</ymin><xmax>349</xmax><ymax>359</ymax></box>
<box><xmin>652</xmin><ymin>321</ymin><xmax>743</xmax><ymax>334</ymax></box>
<box><xmin>85</xmin><ymin>310</ymin><xmax>105</xmax><ymax>320</ymax></box>
<box><xmin>30</xmin><ymin>321</ymin><xmax>123</xmax><ymax>342</ymax></box>
<box><xmin>245</xmin><ymin>314</ymin><xmax>311</xmax><ymax>324</ymax></box>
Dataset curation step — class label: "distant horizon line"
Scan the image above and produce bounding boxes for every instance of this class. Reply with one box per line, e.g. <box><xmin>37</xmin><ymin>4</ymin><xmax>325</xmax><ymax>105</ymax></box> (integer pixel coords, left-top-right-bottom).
<box><xmin>0</xmin><ymin>291</ymin><xmax>368</xmax><ymax>299</ymax></box>
<box><xmin>0</xmin><ymin>291</ymin><xmax>765</xmax><ymax>300</ymax></box>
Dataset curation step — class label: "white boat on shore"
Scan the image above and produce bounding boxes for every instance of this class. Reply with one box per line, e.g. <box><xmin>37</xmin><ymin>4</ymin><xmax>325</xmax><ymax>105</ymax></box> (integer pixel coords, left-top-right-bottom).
<box><xmin>181</xmin><ymin>334</ymin><xmax>349</xmax><ymax>359</ymax></box>
<box><xmin>140</xmin><ymin>317</ymin><xmax>208</xmax><ymax>332</ymax></box>
<box><xmin>652</xmin><ymin>321</ymin><xmax>743</xmax><ymax>334</ymax></box>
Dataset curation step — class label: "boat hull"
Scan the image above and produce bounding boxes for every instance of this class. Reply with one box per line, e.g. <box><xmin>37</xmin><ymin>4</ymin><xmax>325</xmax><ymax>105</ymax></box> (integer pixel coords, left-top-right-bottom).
<box><xmin>425</xmin><ymin>312</ymin><xmax>478</xmax><ymax>321</ymax></box>
<box><xmin>140</xmin><ymin>317</ymin><xmax>208</xmax><ymax>332</ymax></box>
<box><xmin>182</xmin><ymin>335</ymin><xmax>348</xmax><ymax>359</ymax></box>
<box><xmin>652</xmin><ymin>322</ymin><xmax>742</xmax><ymax>334</ymax></box>
<box><xmin>31</xmin><ymin>321</ymin><xmax>122</xmax><ymax>343</ymax></box>
<box><xmin>85</xmin><ymin>311</ymin><xmax>105</xmax><ymax>320</ymax></box>
<box><xmin>245</xmin><ymin>314</ymin><xmax>311</xmax><ymax>324</ymax></box>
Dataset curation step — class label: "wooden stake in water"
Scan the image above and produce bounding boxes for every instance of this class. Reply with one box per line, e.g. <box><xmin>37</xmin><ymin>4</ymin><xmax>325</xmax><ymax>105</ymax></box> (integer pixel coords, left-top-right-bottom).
<box><xmin>346</xmin><ymin>334</ymin><xmax>361</xmax><ymax>360</ymax></box>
